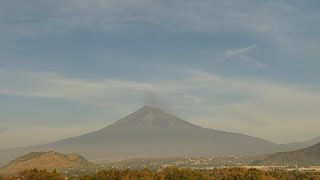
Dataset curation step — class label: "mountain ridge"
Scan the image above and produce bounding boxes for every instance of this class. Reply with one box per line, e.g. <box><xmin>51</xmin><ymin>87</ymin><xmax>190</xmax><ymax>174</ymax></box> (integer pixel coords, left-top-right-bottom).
<box><xmin>255</xmin><ymin>142</ymin><xmax>320</xmax><ymax>167</ymax></box>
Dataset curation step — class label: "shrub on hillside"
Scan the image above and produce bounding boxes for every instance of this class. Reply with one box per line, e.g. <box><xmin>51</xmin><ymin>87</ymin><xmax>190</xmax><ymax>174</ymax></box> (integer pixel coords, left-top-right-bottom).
<box><xmin>159</xmin><ymin>167</ymin><xmax>209</xmax><ymax>180</ymax></box>
<box><xmin>17</xmin><ymin>168</ymin><xmax>63</xmax><ymax>180</ymax></box>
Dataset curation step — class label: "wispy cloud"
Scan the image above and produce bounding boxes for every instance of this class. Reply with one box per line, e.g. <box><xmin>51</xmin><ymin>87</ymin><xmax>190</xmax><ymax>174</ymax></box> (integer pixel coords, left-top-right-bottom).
<box><xmin>1</xmin><ymin>69</ymin><xmax>319</xmax><ymax>106</ymax></box>
<box><xmin>0</xmin><ymin>70</ymin><xmax>153</xmax><ymax>106</ymax></box>
<box><xmin>220</xmin><ymin>45</ymin><xmax>265</xmax><ymax>68</ymax></box>
<box><xmin>224</xmin><ymin>45</ymin><xmax>255</xmax><ymax>59</ymax></box>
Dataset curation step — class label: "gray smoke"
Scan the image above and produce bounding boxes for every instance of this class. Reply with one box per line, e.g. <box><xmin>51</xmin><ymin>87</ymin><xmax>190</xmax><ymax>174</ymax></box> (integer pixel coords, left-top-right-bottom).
<box><xmin>143</xmin><ymin>92</ymin><xmax>177</xmax><ymax>115</ymax></box>
<box><xmin>144</xmin><ymin>92</ymin><xmax>166</xmax><ymax>109</ymax></box>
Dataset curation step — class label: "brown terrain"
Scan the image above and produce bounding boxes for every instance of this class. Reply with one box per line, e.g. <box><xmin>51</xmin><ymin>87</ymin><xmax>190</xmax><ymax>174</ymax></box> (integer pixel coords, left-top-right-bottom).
<box><xmin>0</xmin><ymin>151</ymin><xmax>96</xmax><ymax>175</ymax></box>
<box><xmin>255</xmin><ymin>142</ymin><xmax>320</xmax><ymax>167</ymax></box>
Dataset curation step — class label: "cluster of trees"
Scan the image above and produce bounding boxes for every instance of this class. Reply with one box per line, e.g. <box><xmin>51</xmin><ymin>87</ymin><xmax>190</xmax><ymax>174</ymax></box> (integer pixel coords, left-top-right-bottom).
<box><xmin>80</xmin><ymin>168</ymin><xmax>208</xmax><ymax>180</ymax></box>
<box><xmin>2</xmin><ymin>167</ymin><xmax>320</xmax><ymax>180</ymax></box>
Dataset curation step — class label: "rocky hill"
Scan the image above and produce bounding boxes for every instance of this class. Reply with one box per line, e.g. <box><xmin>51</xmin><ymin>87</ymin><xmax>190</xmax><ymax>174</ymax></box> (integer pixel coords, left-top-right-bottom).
<box><xmin>254</xmin><ymin>142</ymin><xmax>320</xmax><ymax>167</ymax></box>
<box><xmin>0</xmin><ymin>151</ymin><xmax>96</xmax><ymax>175</ymax></box>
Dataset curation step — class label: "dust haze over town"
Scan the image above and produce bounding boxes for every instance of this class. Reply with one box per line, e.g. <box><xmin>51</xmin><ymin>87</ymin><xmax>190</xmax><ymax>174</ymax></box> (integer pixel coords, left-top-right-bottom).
<box><xmin>1</xmin><ymin>0</ymin><xmax>320</xmax><ymax>179</ymax></box>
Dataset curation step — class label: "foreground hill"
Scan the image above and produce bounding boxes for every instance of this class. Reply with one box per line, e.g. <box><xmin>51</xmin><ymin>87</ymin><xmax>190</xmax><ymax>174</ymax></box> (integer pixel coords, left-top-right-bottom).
<box><xmin>255</xmin><ymin>142</ymin><xmax>320</xmax><ymax>167</ymax></box>
<box><xmin>0</xmin><ymin>106</ymin><xmax>319</xmax><ymax>163</ymax></box>
<box><xmin>0</xmin><ymin>151</ymin><xmax>96</xmax><ymax>175</ymax></box>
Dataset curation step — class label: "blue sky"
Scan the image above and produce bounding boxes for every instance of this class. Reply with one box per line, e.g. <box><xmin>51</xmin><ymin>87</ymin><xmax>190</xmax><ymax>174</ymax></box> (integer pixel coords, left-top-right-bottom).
<box><xmin>0</xmin><ymin>0</ymin><xmax>320</xmax><ymax>148</ymax></box>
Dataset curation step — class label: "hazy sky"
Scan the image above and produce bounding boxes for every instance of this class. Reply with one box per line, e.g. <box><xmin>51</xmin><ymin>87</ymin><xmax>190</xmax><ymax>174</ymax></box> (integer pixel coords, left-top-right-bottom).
<box><xmin>1</xmin><ymin>0</ymin><xmax>320</xmax><ymax>149</ymax></box>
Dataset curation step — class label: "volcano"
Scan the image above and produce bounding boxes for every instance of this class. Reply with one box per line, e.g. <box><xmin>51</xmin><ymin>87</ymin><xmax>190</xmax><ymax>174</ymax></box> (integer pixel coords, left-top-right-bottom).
<box><xmin>0</xmin><ymin>106</ymin><xmax>315</xmax><ymax>162</ymax></box>
<box><xmin>30</xmin><ymin>106</ymin><xmax>279</xmax><ymax>158</ymax></box>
